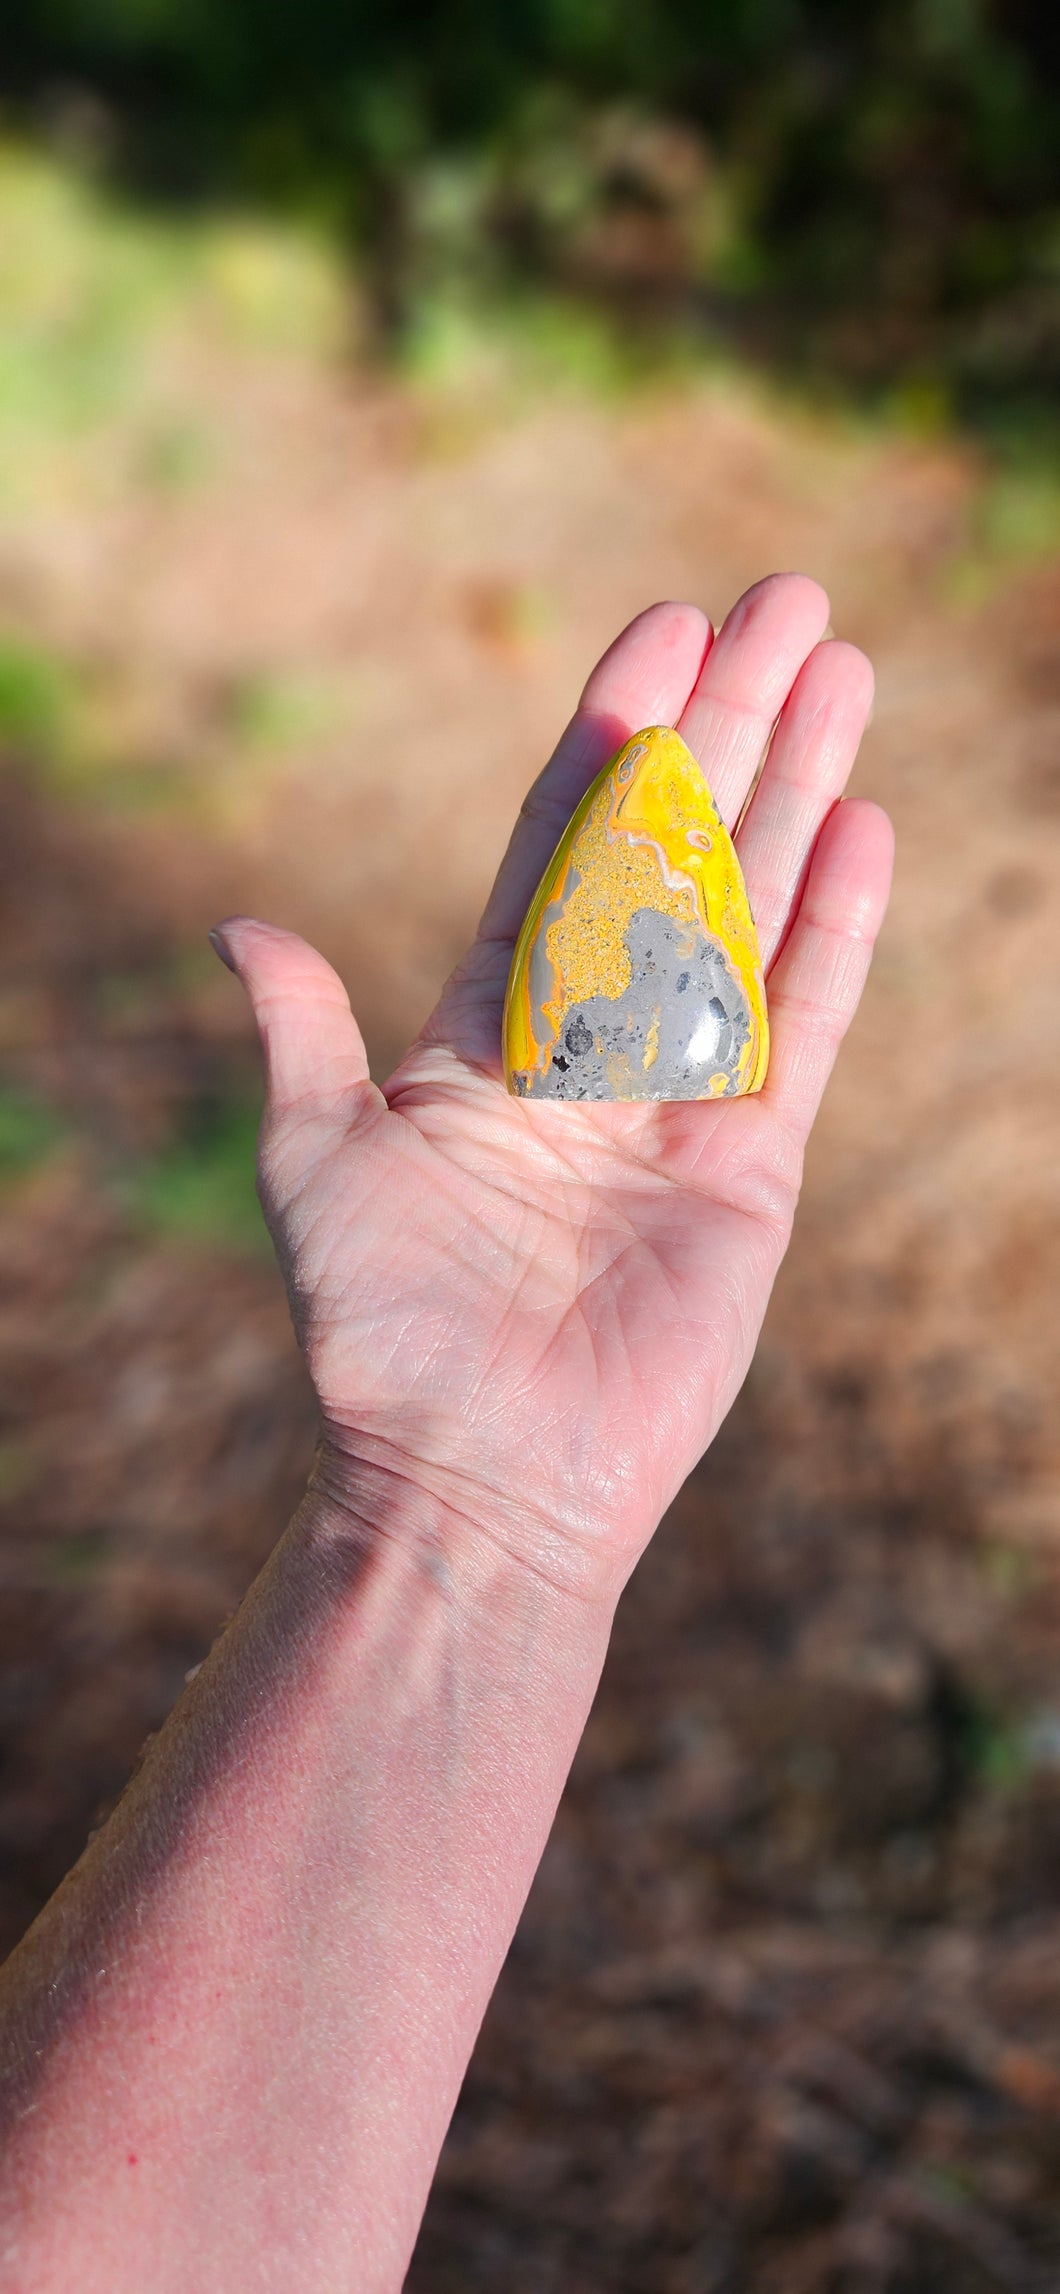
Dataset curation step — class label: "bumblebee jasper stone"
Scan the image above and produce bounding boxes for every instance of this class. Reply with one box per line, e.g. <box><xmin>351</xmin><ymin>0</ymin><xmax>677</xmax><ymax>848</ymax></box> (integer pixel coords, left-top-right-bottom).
<box><xmin>503</xmin><ymin>724</ymin><xmax>769</xmax><ymax>1102</ymax></box>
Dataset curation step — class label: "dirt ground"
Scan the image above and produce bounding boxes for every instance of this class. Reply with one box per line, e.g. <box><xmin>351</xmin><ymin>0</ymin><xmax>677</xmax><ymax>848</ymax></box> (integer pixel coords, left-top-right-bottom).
<box><xmin>1</xmin><ymin>286</ymin><xmax>1059</xmax><ymax>2288</ymax></box>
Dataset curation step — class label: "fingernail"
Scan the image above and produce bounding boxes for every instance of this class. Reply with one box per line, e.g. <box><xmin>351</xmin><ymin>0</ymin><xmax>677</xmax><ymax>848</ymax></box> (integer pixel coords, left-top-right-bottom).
<box><xmin>208</xmin><ymin>926</ymin><xmax>236</xmax><ymax>973</ymax></box>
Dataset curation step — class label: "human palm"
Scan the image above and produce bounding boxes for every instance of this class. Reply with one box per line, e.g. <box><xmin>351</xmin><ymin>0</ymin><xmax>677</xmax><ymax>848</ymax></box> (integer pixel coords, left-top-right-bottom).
<box><xmin>215</xmin><ymin>577</ymin><xmax>892</xmax><ymax>1602</ymax></box>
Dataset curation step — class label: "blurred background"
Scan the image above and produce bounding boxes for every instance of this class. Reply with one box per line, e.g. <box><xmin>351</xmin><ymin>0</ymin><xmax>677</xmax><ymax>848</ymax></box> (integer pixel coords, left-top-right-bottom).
<box><xmin>0</xmin><ymin>3</ymin><xmax>1058</xmax><ymax>2285</ymax></box>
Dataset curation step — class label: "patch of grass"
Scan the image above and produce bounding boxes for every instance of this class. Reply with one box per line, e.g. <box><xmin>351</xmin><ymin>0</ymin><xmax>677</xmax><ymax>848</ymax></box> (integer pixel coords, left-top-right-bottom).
<box><xmin>883</xmin><ymin>374</ymin><xmax>955</xmax><ymax>441</ymax></box>
<box><xmin>230</xmin><ymin>669</ymin><xmax>349</xmax><ymax>752</ymax></box>
<box><xmin>0</xmin><ymin>145</ymin><xmax>182</xmax><ymax>498</ymax></box>
<box><xmin>939</xmin><ymin>404</ymin><xmax>1060</xmax><ymax>602</ymax></box>
<box><xmin>942</xmin><ymin>483</ymin><xmax>1060</xmax><ymax>606</ymax></box>
<box><xmin>976</xmin><ymin>460</ymin><xmax>1060</xmax><ymax>562</ymax></box>
<box><xmin>0</xmin><ymin>645</ymin><xmax>208</xmax><ymax>816</ymax></box>
<box><xmin>124</xmin><ymin>1097</ymin><xmax>268</xmax><ymax>1252</ymax></box>
<box><xmin>403</xmin><ymin>283</ymin><xmax>707</xmax><ymax>410</ymax></box>
<box><xmin>0</xmin><ymin>1437</ymin><xmax>37</xmax><ymax>1503</ymax></box>
<box><xmin>48</xmin><ymin>1528</ymin><xmax>111</xmax><ymax>1581</ymax></box>
<box><xmin>0</xmin><ymin>1084</ymin><xmax>69</xmax><ymax>1183</ymax></box>
<box><xmin>0</xmin><ymin>141</ymin><xmax>347</xmax><ymax>513</ymax></box>
<box><xmin>962</xmin><ymin>1700</ymin><xmax>1032</xmax><ymax>1793</ymax></box>
<box><xmin>137</xmin><ymin>418</ymin><xmax>215</xmax><ymax>493</ymax></box>
<box><xmin>50</xmin><ymin>756</ymin><xmax>195</xmax><ymax>815</ymax></box>
<box><xmin>922</xmin><ymin>2161</ymin><xmax>977</xmax><ymax>2207</ymax></box>
<box><xmin>0</xmin><ymin>636</ymin><xmax>191</xmax><ymax>812</ymax></box>
<box><xmin>0</xmin><ymin>639</ymin><xmax>74</xmax><ymax>757</ymax></box>
<box><xmin>92</xmin><ymin>943</ymin><xmax>228</xmax><ymax>1025</ymax></box>
<box><xmin>197</xmin><ymin>218</ymin><xmax>348</xmax><ymax>356</ymax></box>
<box><xmin>980</xmin><ymin>1540</ymin><xmax>1036</xmax><ymax>1598</ymax></box>
<box><xmin>92</xmin><ymin>966</ymin><xmax>172</xmax><ymax>1026</ymax></box>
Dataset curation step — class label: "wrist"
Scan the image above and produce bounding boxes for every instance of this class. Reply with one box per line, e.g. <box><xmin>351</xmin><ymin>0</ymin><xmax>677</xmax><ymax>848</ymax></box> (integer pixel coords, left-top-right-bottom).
<box><xmin>301</xmin><ymin>1429</ymin><xmax>627</xmax><ymax>1621</ymax></box>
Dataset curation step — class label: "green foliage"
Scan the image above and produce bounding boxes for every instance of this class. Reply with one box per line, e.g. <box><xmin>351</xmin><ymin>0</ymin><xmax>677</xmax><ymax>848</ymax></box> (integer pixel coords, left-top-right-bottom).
<box><xmin>976</xmin><ymin>458</ymin><xmax>1060</xmax><ymax>562</ymax></box>
<box><xmin>6</xmin><ymin>0</ymin><xmax>1056</xmax><ymax>423</ymax></box>
<box><xmin>0</xmin><ymin>141</ymin><xmax>346</xmax><ymax>517</ymax></box>
<box><xmin>125</xmin><ymin>1096</ymin><xmax>268</xmax><ymax>1251</ymax></box>
<box><xmin>230</xmin><ymin>670</ymin><xmax>349</xmax><ymax>753</ymax></box>
<box><xmin>0</xmin><ymin>640</ymin><xmax>73</xmax><ymax>757</ymax></box>
<box><xmin>961</xmin><ymin>1696</ymin><xmax>1034</xmax><ymax>1793</ymax></box>
<box><xmin>0</xmin><ymin>1068</ymin><xmax>267</xmax><ymax>1252</ymax></box>
<box><xmin>0</xmin><ymin>1085</ymin><xmax>69</xmax><ymax>1181</ymax></box>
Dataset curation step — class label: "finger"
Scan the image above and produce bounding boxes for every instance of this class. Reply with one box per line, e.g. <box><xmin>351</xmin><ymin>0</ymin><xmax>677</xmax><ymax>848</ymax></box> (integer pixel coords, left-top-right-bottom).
<box><xmin>476</xmin><ymin>599</ymin><xmax>712</xmax><ymax>948</ymax></box>
<box><xmin>419</xmin><ymin>601</ymin><xmax>712</xmax><ymax>1066</ymax></box>
<box><xmin>209</xmin><ymin>916</ymin><xmax>373</xmax><ymax>1115</ymax></box>
<box><xmin>736</xmin><ymin>639</ymin><xmax>875</xmax><ymax>969</ymax></box>
<box><xmin>762</xmin><ymin>799</ymin><xmax>894</xmax><ymax>1141</ymax></box>
<box><xmin>677</xmin><ymin>572</ymin><xmax>830</xmax><ymax>827</ymax></box>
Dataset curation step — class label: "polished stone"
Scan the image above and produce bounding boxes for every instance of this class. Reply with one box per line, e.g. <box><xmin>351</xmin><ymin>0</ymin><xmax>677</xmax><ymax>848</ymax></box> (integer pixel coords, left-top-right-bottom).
<box><xmin>503</xmin><ymin>724</ymin><xmax>769</xmax><ymax>1101</ymax></box>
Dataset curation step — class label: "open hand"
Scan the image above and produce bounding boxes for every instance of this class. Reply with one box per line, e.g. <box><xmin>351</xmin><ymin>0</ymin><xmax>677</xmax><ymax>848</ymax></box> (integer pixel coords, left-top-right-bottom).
<box><xmin>212</xmin><ymin>576</ymin><xmax>893</xmax><ymax>1605</ymax></box>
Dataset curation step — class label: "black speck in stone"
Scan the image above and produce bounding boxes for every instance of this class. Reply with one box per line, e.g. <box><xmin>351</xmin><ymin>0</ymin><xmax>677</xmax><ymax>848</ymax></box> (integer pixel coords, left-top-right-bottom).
<box><xmin>552</xmin><ymin>1054</ymin><xmax>569</xmax><ymax>1072</ymax></box>
<box><xmin>708</xmin><ymin>996</ymin><xmax>727</xmax><ymax>1023</ymax></box>
<box><xmin>676</xmin><ymin>972</ymin><xmax>690</xmax><ymax>993</ymax></box>
<box><xmin>565</xmin><ymin>1014</ymin><xmax>594</xmax><ymax>1057</ymax></box>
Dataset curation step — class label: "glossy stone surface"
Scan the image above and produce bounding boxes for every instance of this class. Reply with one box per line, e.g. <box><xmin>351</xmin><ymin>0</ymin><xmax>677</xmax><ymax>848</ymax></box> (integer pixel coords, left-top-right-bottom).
<box><xmin>503</xmin><ymin>724</ymin><xmax>769</xmax><ymax>1101</ymax></box>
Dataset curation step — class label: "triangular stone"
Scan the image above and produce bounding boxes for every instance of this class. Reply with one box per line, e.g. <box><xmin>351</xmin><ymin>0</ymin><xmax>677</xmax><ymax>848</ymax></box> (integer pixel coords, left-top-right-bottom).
<box><xmin>504</xmin><ymin>725</ymin><xmax>769</xmax><ymax>1101</ymax></box>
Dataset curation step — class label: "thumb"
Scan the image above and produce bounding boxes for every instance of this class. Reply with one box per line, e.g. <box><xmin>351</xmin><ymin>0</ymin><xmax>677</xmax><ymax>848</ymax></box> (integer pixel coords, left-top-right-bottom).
<box><xmin>209</xmin><ymin>917</ymin><xmax>373</xmax><ymax>1116</ymax></box>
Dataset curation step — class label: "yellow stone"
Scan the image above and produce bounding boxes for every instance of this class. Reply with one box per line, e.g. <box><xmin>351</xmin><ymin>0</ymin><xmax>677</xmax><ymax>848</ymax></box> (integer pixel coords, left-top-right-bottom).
<box><xmin>503</xmin><ymin>725</ymin><xmax>769</xmax><ymax>1101</ymax></box>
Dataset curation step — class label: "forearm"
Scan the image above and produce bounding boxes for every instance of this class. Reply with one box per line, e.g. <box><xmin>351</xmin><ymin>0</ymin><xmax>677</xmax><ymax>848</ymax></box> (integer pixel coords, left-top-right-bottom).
<box><xmin>0</xmin><ymin>1469</ymin><xmax>614</xmax><ymax>2292</ymax></box>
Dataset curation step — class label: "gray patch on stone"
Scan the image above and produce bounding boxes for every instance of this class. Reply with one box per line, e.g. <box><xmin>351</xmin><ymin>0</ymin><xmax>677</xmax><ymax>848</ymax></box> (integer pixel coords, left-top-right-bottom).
<box><xmin>522</xmin><ymin>907</ymin><xmax>752</xmax><ymax>1101</ymax></box>
<box><xmin>527</xmin><ymin>862</ymin><xmax>580</xmax><ymax>1058</ymax></box>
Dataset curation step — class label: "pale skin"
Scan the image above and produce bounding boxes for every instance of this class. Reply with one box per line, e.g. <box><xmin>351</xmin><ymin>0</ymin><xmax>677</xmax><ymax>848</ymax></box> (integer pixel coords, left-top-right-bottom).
<box><xmin>0</xmin><ymin>576</ymin><xmax>893</xmax><ymax>2290</ymax></box>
